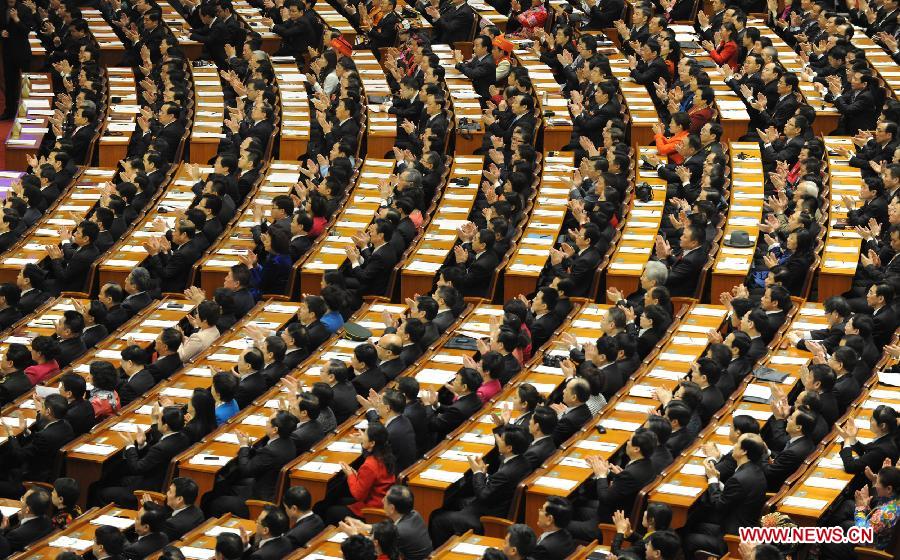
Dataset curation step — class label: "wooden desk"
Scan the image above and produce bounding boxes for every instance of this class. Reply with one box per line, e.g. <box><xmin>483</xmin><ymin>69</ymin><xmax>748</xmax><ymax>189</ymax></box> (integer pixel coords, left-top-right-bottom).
<box><xmin>502</xmin><ymin>152</ymin><xmax>575</xmax><ymax>300</ymax></box>
<box><xmin>189</xmin><ymin>68</ymin><xmax>226</xmax><ymax>164</ymax></box>
<box><xmin>299</xmin><ymin>159</ymin><xmax>396</xmax><ymax>294</ymax></box>
<box><xmin>9</xmin><ymin>504</ymin><xmax>137</xmax><ymax>560</ymax></box>
<box><xmin>158</xmin><ymin>514</ymin><xmax>257</xmax><ymax>560</ymax></box>
<box><xmin>83</xmin><ymin>9</ymin><xmax>126</xmax><ymax>66</ymax></box>
<box><xmin>606</xmin><ymin>51</ymin><xmax>658</xmax><ymax>150</ymax></box>
<box><xmin>604</xmin><ymin>147</ymin><xmax>667</xmax><ymax>296</ymax></box>
<box><xmin>510</xmin><ymin>45</ymin><xmax>574</xmax><ymax>151</ymax></box>
<box><xmin>0</xmin><ymin>168</ymin><xmax>118</xmax><ymax>284</ymax></box>
<box><xmin>100</xmin><ymin>68</ymin><xmax>139</xmax><ymax>167</ymax></box>
<box><xmin>818</xmin><ymin>137</ymin><xmax>863</xmax><ymax>300</ymax></box>
<box><xmin>432</xmin><ymin>47</ymin><xmax>484</xmax><ymax>155</ymax></box>
<box><xmin>399</xmin><ymin>156</ymin><xmax>485</xmax><ymax>300</ymax></box>
<box><xmin>353</xmin><ymin>51</ymin><xmax>397</xmax><ymax>157</ymax></box>
<box><xmin>271</xmin><ymin>62</ymin><xmax>312</xmax><ymax>160</ymax></box>
<box><xmin>711</xmin><ymin>143</ymin><xmax>764</xmax><ymax>298</ymax></box>
<box><xmin>5</xmin><ymin>73</ymin><xmax>54</xmax><ymax>171</ymax></box>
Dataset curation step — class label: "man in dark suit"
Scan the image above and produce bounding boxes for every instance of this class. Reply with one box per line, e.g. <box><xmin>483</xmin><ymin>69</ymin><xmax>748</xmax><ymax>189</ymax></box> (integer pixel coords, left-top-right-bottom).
<box><xmin>754</xmin><ymin>71</ymin><xmax>800</xmax><ymax>131</ymax></box>
<box><xmin>289</xmin><ymin>213</ymin><xmax>315</xmax><ymax>263</ymax></box>
<box><xmin>123</xmin><ymin>503</ymin><xmax>170</xmax><ymax>560</ymax></box>
<box><xmin>454</xmin><ymin>35</ymin><xmax>495</xmax><ymax>99</ymax></box>
<box><xmin>569</xmin><ymin>81</ymin><xmax>621</xmax><ymax>152</ymax></box>
<box><xmin>283</xmin><ymin>485</ymin><xmax>325</xmax><ymax>548</ymax></box>
<box><xmin>339</xmin><ymin>484</ymin><xmax>434</xmax><ymax>560</ymax></box>
<box><xmin>522</xmin><ymin>406</ymin><xmax>559</xmax><ymax>469</ymax></box>
<box><xmin>683</xmin><ymin>435</ymin><xmax>768</xmax><ymax>557</ymax></box>
<box><xmin>222</xmin><ymin>264</ymin><xmax>256</xmax><ymax>318</ymax></box>
<box><xmin>80</xmin><ymin>300</ymin><xmax>110</xmax><ymax>350</ymax></box>
<box><xmin>447</xmin><ymin>229</ymin><xmax>499</xmax><ymax>298</ymax></box>
<box><xmin>297</xmin><ymin>295</ymin><xmax>331</xmax><ymax>351</ymax></box>
<box><xmin>848</xmin><ymin>122</ymin><xmax>898</xmax><ymax>178</ymax></box>
<box><xmin>0</xmin><ymin>344</ymin><xmax>33</xmax><ymax>406</ymax></box>
<box><xmin>0</xmin><ymin>488</ymin><xmax>55</xmax><ymax>556</ymax></box>
<box><xmin>760</xmin><ymin>115</ymin><xmax>807</xmax><ymax>170</ymax></box>
<box><xmin>258</xmin><ymin>336</ymin><xmax>289</xmax><ymax>388</ymax></box>
<box><xmin>144</xmin><ymin>220</ymin><xmax>206</xmax><ymax>294</ymax></box>
<box><xmin>365</xmin><ymin>389</ymin><xmax>418</xmax><ymax>471</ymax></box>
<box><xmin>155</xmin><ymin>478</ymin><xmax>205</xmax><ymax>542</ymax></box>
<box><xmin>245</xmin><ymin>506</ymin><xmax>293</xmax><ymax>560</ymax></box>
<box><xmin>485</xmin><ymin>94</ymin><xmax>537</xmax><ymax>150</ymax></box>
<box><xmin>122</xmin><ymin>268</ymin><xmax>155</xmax><ymax>320</ymax></box>
<box><xmin>344</xmin><ymin>219</ymin><xmax>399</xmax><ymax>297</ymax></box>
<box><xmin>0</xmin><ymin>1</ymin><xmax>33</xmax><ymax>120</ymax></box>
<box><xmin>234</xmin><ymin>348</ymin><xmax>268</xmax><ymax>409</ymax></box>
<box><xmin>0</xmin><ymin>283</ymin><xmax>21</xmax><ymax>330</ymax></box>
<box><xmin>762</xmin><ymin>408</ymin><xmax>816</xmax><ymax>491</ymax></box>
<box><xmin>867</xmin><ymin>283</ymin><xmax>898</xmax><ymax>349</ymax></box>
<box><xmin>0</xmin><ymin>394</ymin><xmax>74</xmax><ymax>495</ymax></box>
<box><xmin>189</xmin><ymin>3</ymin><xmax>228</xmax><ymax>66</ymax></box>
<box><xmin>424</xmin><ymin>368</ymin><xmax>484</xmax><ymax>444</ymax></box>
<box><xmin>57</xmin><ymin>373</ymin><xmax>96</xmax><ymax>437</ymax></box>
<box><xmin>94</xmin><ymin>407</ymin><xmax>192</xmax><ymax>509</ymax></box>
<box><xmin>351</xmin><ymin>343</ymin><xmax>388</xmax><ymax>395</ymax></box>
<box><xmin>16</xmin><ymin>264</ymin><xmax>50</xmax><ymax>315</ymax></box>
<box><xmin>206</xmin><ymin>411</ymin><xmax>299</xmax><ymax>518</ymax></box>
<box><xmin>146</xmin><ymin>328</ymin><xmax>184</xmax><ymax>384</ymax></box>
<box><xmin>588</xmin><ymin>0</ymin><xmax>625</xmax><ymax>28</ymax></box>
<box><xmin>552</xmin><ymin>378</ymin><xmax>593</xmax><ymax>445</ymax></box>
<box><xmin>826</xmin><ymin>69</ymin><xmax>879</xmax><ymax>135</ymax></box>
<box><xmin>628</xmin><ymin>39</ymin><xmax>669</xmax><ymax>96</ymax></box>
<box><xmin>289</xmin><ymin>392</ymin><xmax>326</xmax><ymax>455</ymax></box>
<box><xmin>429</xmin><ymin>427</ymin><xmax>533</xmax><ymax>545</ymax></box>
<box><xmin>321</xmin><ymin>359</ymin><xmax>360</xmax><ymax>425</ymax></box>
<box><xmin>361</xmin><ymin>0</ymin><xmax>401</xmax><ymax>49</ymax></box>
<box><xmin>532</xmin><ymin>496</ymin><xmax>577</xmax><ymax>560</ymax></box>
<box><xmin>568</xmin><ymin>431</ymin><xmax>658</xmax><ymax>541</ymax></box>
<box><xmin>46</xmin><ymin>220</ymin><xmax>101</xmax><ymax>295</ymax></box>
<box><xmin>657</xmin><ymin>224</ymin><xmax>707</xmax><ymax>298</ymax></box>
<box><xmin>53</xmin><ymin>311</ymin><xmax>87</xmax><ymax>369</ymax></box>
<box><xmin>322</xmin><ymin>98</ymin><xmax>361</xmax><ymax>155</ymax></box>
<box><xmin>527</xmin><ymin>288</ymin><xmax>562</xmax><ymax>351</ymax></box>
<box><xmin>118</xmin><ymin>344</ymin><xmax>157</xmax><ymax>406</ymax></box>
<box><xmin>62</xmin><ymin>104</ymin><xmax>97</xmax><ymax>165</ymax></box>
<box><xmin>426</xmin><ymin>0</ymin><xmax>475</xmax><ymax>44</ymax></box>
<box><xmin>271</xmin><ymin>0</ymin><xmax>315</xmax><ymax>57</ymax></box>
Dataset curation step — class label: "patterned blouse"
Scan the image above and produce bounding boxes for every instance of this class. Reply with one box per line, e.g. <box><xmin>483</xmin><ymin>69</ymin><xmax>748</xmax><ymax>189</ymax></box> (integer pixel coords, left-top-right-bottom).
<box><xmin>53</xmin><ymin>505</ymin><xmax>83</xmax><ymax>530</ymax></box>
<box><xmin>855</xmin><ymin>497</ymin><xmax>900</xmax><ymax>550</ymax></box>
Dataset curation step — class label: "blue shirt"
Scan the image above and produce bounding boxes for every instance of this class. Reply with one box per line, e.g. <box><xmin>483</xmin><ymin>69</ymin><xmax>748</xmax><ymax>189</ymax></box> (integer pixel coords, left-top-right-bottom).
<box><xmin>321</xmin><ymin>310</ymin><xmax>345</xmax><ymax>333</ymax></box>
<box><xmin>215</xmin><ymin>400</ymin><xmax>239</xmax><ymax>426</ymax></box>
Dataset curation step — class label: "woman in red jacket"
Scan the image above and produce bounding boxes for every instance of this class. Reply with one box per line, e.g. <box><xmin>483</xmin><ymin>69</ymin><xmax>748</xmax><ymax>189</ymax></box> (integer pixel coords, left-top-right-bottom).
<box><xmin>653</xmin><ymin>112</ymin><xmax>692</xmax><ymax>164</ymax></box>
<box><xmin>704</xmin><ymin>23</ymin><xmax>739</xmax><ymax>71</ymax></box>
<box><xmin>688</xmin><ymin>87</ymin><xmax>716</xmax><ymax>134</ymax></box>
<box><xmin>325</xmin><ymin>422</ymin><xmax>397</xmax><ymax>524</ymax></box>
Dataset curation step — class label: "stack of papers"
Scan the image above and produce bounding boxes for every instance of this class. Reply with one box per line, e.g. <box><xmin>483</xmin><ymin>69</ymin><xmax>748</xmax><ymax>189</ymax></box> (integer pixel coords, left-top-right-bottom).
<box><xmin>75</xmin><ymin>443</ymin><xmax>118</xmax><ymax>455</ymax></box>
<box><xmin>90</xmin><ymin>515</ymin><xmax>135</xmax><ymax>529</ymax></box>
<box><xmin>189</xmin><ymin>454</ymin><xmax>232</xmax><ymax>466</ymax></box>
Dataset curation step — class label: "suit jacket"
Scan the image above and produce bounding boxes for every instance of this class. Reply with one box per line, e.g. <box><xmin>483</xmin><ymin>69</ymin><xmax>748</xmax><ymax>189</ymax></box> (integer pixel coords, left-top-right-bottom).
<box><xmin>260</xmin><ymin>361</ymin><xmax>288</xmax><ymax>388</ymax></box>
<box><xmin>245</xmin><ymin>536</ymin><xmax>293</xmax><ymax>560</ymax></box>
<box><xmin>0</xmin><ymin>371</ymin><xmax>31</xmax><ymax>405</ymax></box>
<box><xmin>666</xmin><ymin>429</ymin><xmax>694</xmax><ymax>457</ymax></box>
<box><xmin>839</xmin><ymin>435</ymin><xmax>900</xmax><ymax>478</ymax></box>
<box><xmin>285</xmin><ymin>513</ymin><xmax>325</xmax><ymax>548</ymax></box>
<box><xmin>630</xmin><ymin>57</ymin><xmax>669</xmax><ymax>88</ymax></box>
<box><xmin>332</xmin><ymin>381</ymin><xmax>361</xmax><ymax>425</ymax></box>
<box><xmin>162</xmin><ymin>505</ymin><xmax>205</xmax><ymax>542</ymax></box>
<box><xmin>147</xmin><ymin>353</ymin><xmax>183</xmax><ymax>384</ymax></box>
<box><xmin>456</xmin><ymin>54</ymin><xmax>496</xmax><ymax>98</ymax></box>
<box><xmin>290</xmin><ymin>420</ymin><xmax>325</xmax><ymax>455</ymax></box>
<box><xmin>352</xmin><ymin>367</ymin><xmax>388</xmax><ymax>395</ymax></box>
<box><xmin>763</xmin><ymin>432</ymin><xmax>814</xmax><ymax>491</ymax></box>
<box><xmin>7</xmin><ymin>418</ymin><xmax>75</xmax><ymax>481</ymax></box>
<box><xmin>523</xmin><ymin>436</ymin><xmax>557</xmax><ymax>470</ymax></box>
<box><xmin>56</xmin><ymin>336</ymin><xmax>86</xmax><ymax>369</ymax></box>
<box><xmin>405</xmin><ymin>401</ymin><xmax>429</xmax><ymax>454</ymax></box>
<box><xmin>529</xmin><ymin>313</ymin><xmax>561</xmax><ymax>351</ymax></box>
<box><xmin>324</xmin><ymin>118</ymin><xmax>360</xmax><ymax>154</ymax></box>
<box><xmin>704</xmin><ymin>461</ymin><xmax>767</xmax><ymax>534</ymax></box>
<box><xmin>0</xmin><ymin>306</ymin><xmax>21</xmax><ymax>330</ymax></box>
<box><xmin>873</xmin><ymin>305</ymin><xmax>898</xmax><ymax>348</ymax></box>
<box><xmin>122</xmin><ymin>431</ymin><xmax>192</xmax><ymax>491</ymax></box>
<box><xmin>469</xmin><ymin>454</ymin><xmax>532</xmax><ymax>516</ymax></box>
<box><xmin>305</xmin><ymin>320</ymin><xmax>331</xmax><ymax>351</ymax></box>
<box><xmin>50</xmin><ymin>243</ymin><xmax>100</xmax><ymax>294</ymax></box>
<box><xmin>832</xmin><ymin>88</ymin><xmax>879</xmax><ymax>135</ymax></box>
<box><xmin>454</xmin><ymin>250</ymin><xmax>499</xmax><ymax>298</ymax></box>
<box><xmin>553</xmin><ymin>403</ymin><xmax>591</xmax><ymax>445</ymax></box>
<box><xmin>552</xmin><ymin>246</ymin><xmax>601</xmax><ymax>298</ymax></box>
<box><xmin>834</xmin><ymin>374</ymin><xmax>862</xmax><ymax>414</ymax></box>
<box><xmin>532</xmin><ymin>529</ymin><xmax>576</xmax><ymax>560</ymax></box>
<box><xmin>597</xmin><ymin>458</ymin><xmax>656</xmax><ymax>520</ymax></box>
<box><xmin>236</xmin><ymin>371</ymin><xmax>268</xmax><ymax>409</ymax></box>
<box><xmin>0</xmin><ymin>516</ymin><xmax>54</xmax><ymax>554</ymax></box>
<box><xmin>759</xmin><ymin>93</ymin><xmax>800</xmax><ymax>131</ymax></box>
<box><xmin>664</xmin><ymin>247</ymin><xmax>707</xmax><ymax>297</ymax></box>
<box><xmin>762</xmin><ymin>135</ymin><xmax>805</xmax><ymax>167</ymax></box>
<box><xmin>17</xmin><ymin>289</ymin><xmax>51</xmax><ymax>315</ymax></box>
<box><xmin>380</xmin><ymin>357</ymin><xmax>406</xmax><ymax>381</ymax></box>
<box><xmin>123</xmin><ymin>292</ymin><xmax>154</xmax><ymax>318</ymax></box>
<box><xmin>348</xmin><ymin>244</ymin><xmax>398</xmax><ymax>296</ymax></box>
<box><xmin>123</xmin><ymin>531</ymin><xmax>169</xmax><ymax>560</ymax></box>
<box><xmin>145</xmin><ymin>237</ymin><xmax>205</xmax><ymax>293</ymax></box>
<box><xmin>232</xmin><ymin>288</ymin><xmax>256</xmax><ymax>318</ymax></box>
<box><xmin>66</xmin><ymin>399</ymin><xmax>96</xmax><ymax>436</ymax></box>
<box><xmin>119</xmin><ymin>369</ymin><xmax>156</xmax><ymax>406</ymax></box>
<box><xmin>81</xmin><ymin>323</ymin><xmax>109</xmax><ymax>349</ymax></box>
<box><xmin>433</xmin><ymin>2</ymin><xmax>475</xmax><ymax>44</ymax></box>
<box><xmin>393</xmin><ymin>511</ymin><xmax>432</xmax><ymax>560</ymax></box>
<box><xmin>432</xmin><ymin>310</ymin><xmax>456</xmax><ymax>334</ymax></box>
<box><xmin>386</xmin><ymin>414</ymin><xmax>418</xmax><ymax>472</ymax></box>
<box><xmin>236</xmin><ymin>437</ymin><xmax>297</xmax><ymax>501</ymax></box>
<box><xmin>427</xmin><ymin>392</ymin><xmax>482</xmax><ymax>442</ymax></box>
<box><xmin>67</xmin><ymin>124</ymin><xmax>95</xmax><ymax>164</ymax></box>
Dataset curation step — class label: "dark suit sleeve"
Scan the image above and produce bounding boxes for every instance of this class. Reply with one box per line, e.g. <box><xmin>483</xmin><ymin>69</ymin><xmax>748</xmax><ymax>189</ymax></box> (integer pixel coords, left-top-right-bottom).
<box><xmin>237</xmin><ymin>445</ymin><xmax>278</xmax><ymax>478</ymax></box>
<box><xmin>123</xmin><ymin>442</ymin><xmax>168</xmax><ymax>474</ymax></box>
<box><xmin>596</xmin><ymin>471</ymin><xmax>640</xmax><ymax>511</ymax></box>
<box><xmin>706</xmin><ymin>476</ymin><xmax>744</xmax><ymax>512</ymax></box>
<box><xmin>471</xmin><ymin>469</ymin><xmax>510</xmax><ymax>502</ymax></box>
<box><xmin>49</xmin><ymin>252</ymin><xmax>92</xmax><ymax>289</ymax></box>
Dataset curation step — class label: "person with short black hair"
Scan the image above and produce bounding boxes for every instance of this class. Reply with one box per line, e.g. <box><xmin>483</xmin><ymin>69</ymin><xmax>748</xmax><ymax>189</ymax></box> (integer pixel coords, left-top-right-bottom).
<box><xmin>156</xmin><ymin>477</ymin><xmax>205</xmax><ymax>541</ymax></box>
<box><xmin>123</xmin><ymin>501</ymin><xmax>170</xmax><ymax>558</ymax></box>
<box><xmin>429</xmin><ymin>426</ymin><xmax>532</xmax><ymax>546</ymax></box>
<box><xmin>283</xmin><ymin>485</ymin><xmax>325</xmax><ymax>548</ymax></box>
<box><xmin>118</xmin><ymin>344</ymin><xmax>155</xmax><ymax>406</ymax></box>
<box><xmin>178</xmin><ymin>300</ymin><xmax>221</xmax><ymax>362</ymax></box>
<box><xmin>343</xmin><ymin>219</ymin><xmax>399</xmax><ymax>296</ymax></box>
<box><xmin>92</xmin><ymin>405</ymin><xmax>190</xmax><ymax>509</ymax></box>
<box><xmin>341</xmin><ymin>534</ymin><xmax>378</xmax><ymax>560</ymax></box>
<box><xmin>0</xmin><ymin>283</ymin><xmax>22</xmax><ymax>330</ymax></box>
<box><xmin>16</xmin><ymin>264</ymin><xmax>50</xmax><ymax>315</ymax></box>
<box><xmin>0</xmin><ymin>344</ymin><xmax>33</xmax><ymax>405</ymax></box>
<box><xmin>144</xmin><ymin>219</ymin><xmax>208</xmax><ymax>293</ymax></box>
<box><xmin>244</xmin><ymin>505</ymin><xmax>292</xmax><ymax>559</ymax></box>
<box><xmin>79</xmin><ymin>299</ymin><xmax>109</xmax><ymax>349</ymax></box>
<box><xmin>446</xmin><ymin>228</ymin><xmax>499</xmax><ymax>298</ymax></box>
<box><xmin>50</xmin><ymin>477</ymin><xmax>82</xmax><ymax>530</ymax></box>
<box><xmin>45</xmin><ymin>220</ymin><xmax>101</xmax><ymax>294</ymax></box>
<box><xmin>92</xmin><ymin>523</ymin><xmax>127</xmax><ymax>558</ymax></box>
<box><xmin>762</xmin><ymin>407</ymin><xmax>815</xmax><ymax>491</ymax></box>
<box><xmin>0</xmin><ymin>488</ymin><xmax>55</xmax><ymax>554</ymax></box>
<box><xmin>215</xmin><ymin>532</ymin><xmax>245</xmax><ymax>560</ymax></box>
<box><xmin>422</xmin><ymin>367</ymin><xmax>484</xmax><ymax>444</ymax></box>
<box><xmin>54</xmin><ymin>310</ymin><xmax>87</xmax><ymax>368</ymax></box>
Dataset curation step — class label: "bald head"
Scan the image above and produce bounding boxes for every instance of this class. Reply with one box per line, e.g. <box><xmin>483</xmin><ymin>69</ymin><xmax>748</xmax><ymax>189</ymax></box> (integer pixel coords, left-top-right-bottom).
<box><xmin>377</xmin><ymin>334</ymin><xmax>403</xmax><ymax>361</ymax></box>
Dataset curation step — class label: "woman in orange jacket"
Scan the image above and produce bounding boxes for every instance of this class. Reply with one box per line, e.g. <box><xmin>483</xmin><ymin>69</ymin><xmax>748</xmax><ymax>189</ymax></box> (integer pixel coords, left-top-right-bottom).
<box><xmin>653</xmin><ymin>112</ymin><xmax>692</xmax><ymax>164</ymax></box>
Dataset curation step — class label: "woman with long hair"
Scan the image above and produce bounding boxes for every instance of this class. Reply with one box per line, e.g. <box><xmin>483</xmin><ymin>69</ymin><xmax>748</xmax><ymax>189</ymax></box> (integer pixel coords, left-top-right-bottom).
<box><xmin>323</xmin><ymin>422</ymin><xmax>397</xmax><ymax>524</ymax></box>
